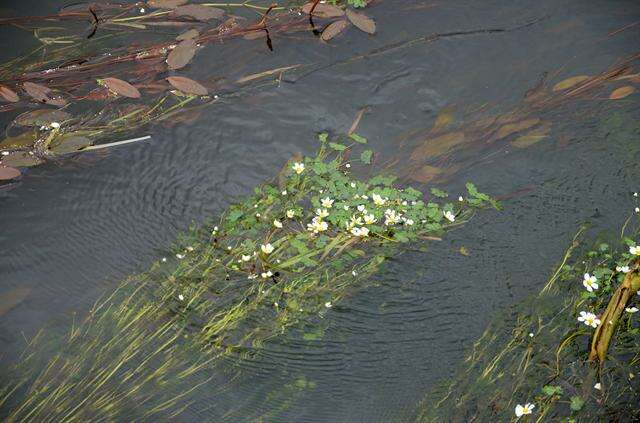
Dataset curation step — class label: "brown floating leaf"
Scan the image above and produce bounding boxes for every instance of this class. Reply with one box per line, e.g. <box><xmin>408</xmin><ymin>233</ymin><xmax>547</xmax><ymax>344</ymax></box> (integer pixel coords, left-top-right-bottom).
<box><xmin>0</xmin><ymin>151</ymin><xmax>43</xmax><ymax>167</ymax></box>
<box><xmin>0</xmin><ymin>288</ymin><xmax>31</xmax><ymax>317</ymax></box>
<box><xmin>410</xmin><ymin>131</ymin><xmax>465</xmax><ymax>161</ymax></box>
<box><xmin>0</xmin><ymin>85</ymin><xmax>19</xmax><ymax>102</ymax></box>
<box><xmin>0</xmin><ymin>132</ymin><xmax>37</xmax><ymax>150</ymax></box>
<box><xmin>511</xmin><ymin>122</ymin><xmax>552</xmax><ymax>148</ymax></box>
<box><xmin>147</xmin><ymin>0</ymin><xmax>188</xmax><ymax>9</ymax></box>
<box><xmin>609</xmin><ymin>86</ymin><xmax>635</xmax><ymax>100</ymax></box>
<box><xmin>301</xmin><ymin>3</ymin><xmax>344</xmax><ymax>18</ymax></box>
<box><xmin>167</xmin><ymin>39</ymin><xmax>197</xmax><ymax>70</ymax></box>
<box><xmin>432</xmin><ymin>106</ymin><xmax>455</xmax><ymax>133</ymax></box>
<box><xmin>174</xmin><ymin>4</ymin><xmax>224</xmax><ymax>20</ymax></box>
<box><xmin>321</xmin><ymin>19</ymin><xmax>349</xmax><ymax>41</ymax></box>
<box><xmin>23</xmin><ymin>81</ymin><xmax>52</xmax><ymax>102</ymax></box>
<box><xmin>346</xmin><ymin>9</ymin><xmax>376</xmax><ymax>34</ymax></box>
<box><xmin>15</xmin><ymin>109</ymin><xmax>71</xmax><ymax>127</ymax></box>
<box><xmin>176</xmin><ymin>28</ymin><xmax>199</xmax><ymax>41</ymax></box>
<box><xmin>99</xmin><ymin>77</ymin><xmax>141</xmax><ymax>98</ymax></box>
<box><xmin>494</xmin><ymin>118</ymin><xmax>540</xmax><ymax>140</ymax></box>
<box><xmin>0</xmin><ymin>166</ymin><xmax>21</xmax><ymax>181</ymax></box>
<box><xmin>552</xmin><ymin>75</ymin><xmax>590</xmax><ymax>92</ymax></box>
<box><xmin>49</xmin><ymin>134</ymin><xmax>92</xmax><ymax>154</ymax></box>
<box><xmin>166</xmin><ymin>76</ymin><xmax>208</xmax><ymax>95</ymax></box>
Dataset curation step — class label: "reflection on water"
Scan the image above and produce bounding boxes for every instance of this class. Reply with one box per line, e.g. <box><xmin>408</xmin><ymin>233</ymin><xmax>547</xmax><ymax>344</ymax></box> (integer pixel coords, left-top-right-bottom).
<box><xmin>1</xmin><ymin>0</ymin><xmax>640</xmax><ymax>421</ymax></box>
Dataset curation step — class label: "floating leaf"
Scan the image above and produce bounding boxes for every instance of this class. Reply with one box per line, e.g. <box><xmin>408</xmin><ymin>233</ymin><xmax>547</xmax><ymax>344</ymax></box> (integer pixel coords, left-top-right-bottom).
<box><xmin>147</xmin><ymin>0</ymin><xmax>188</xmax><ymax>9</ymax></box>
<box><xmin>301</xmin><ymin>3</ymin><xmax>344</xmax><ymax>18</ymax></box>
<box><xmin>15</xmin><ymin>109</ymin><xmax>71</xmax><ymax>126</ymax></box>
<box><xmin>346</xmin><ymin>9</ymin><xmax>376</xmax><ymax>34</ymax></box>
<box><xmin>166</xmin><ymin>76</ymin><xmax>208</xmax><ymax>95</ymax></box>
<box><xmin>0</xmin><ymin>85</ymin><xmax>19</xmax><ymax>102</ymax></box>
<box><xmin>174</xmin><ymin>4</ymin><xmax>224</xmax><ymax>20</ymax></box>
<box><xmin>552</xmin><ymin>75</ymin><xmax>589</xmax><ymax>91</ymax></box>
<box><xmin>167</xmin><ymin>39</ymin><xmax>197</xmax><ymax>70</ymax></box>
<box><xmin>0</xmin><ymin>132</ymin><xmax>37</xmax><ymax>150</ymax></box>
<box><xmin>349</xmin><ymin>133</ymin><xmax>367</xmax><ymax>144</ymax></box>
<box><xmin>0</xmin><ymin>288</ymin><xmax>31</xmax><ymax>317</ymax></box>
<box><xmin>494</xmin><ymin>118</ymin><xmax>540</xmax><ymax>140</ymax></box>
<box><xmin>432</xmin><ymin>107</ymin><xmax>454</xmax><ymax>132</ymax></box>
<box><xmin>609</xmin><ymin>86</ymin><xmax>635</xmax><ymax>100</ymax></box>
<box><xmin>360</xmin><ymin>149</ymin><xmax>372</xmax><ymax>164</ymax></box>
<box><xmin>0</xmin><ymin>151</ymin><xmax>43</xmax><ymax>167</ymax></box>
<box><xmin>49</xmin><ymin>134</ymin><xmax>92</xmax><ymax>154</ymax></box>
<box><xmin>0</xmin><ymin>166</ymin><xmax>21</xmax><ymax>181</ymax></box>
<box><xmin>410</xmin><ymin>131</ymin><xmax>465</xmax><ymax>161</ymax></box>
<box><xmin>99</xmin><ymin>77</ymin><xmax>141</xmax><ymax>98</ymax></box>
<box><xmin>511</xmin><ymin>122</ymin><xmax>551</xmax><ymax>148</ymax></box>
<box><xmin>176</xmin><ymin>28</ymin><xmax>199</xmax><ymax>41</ymax></box>
<box><xmin>23</xmin><ymin>81</ymin><xmax>52</xmax><ymax>102</ymax></box>
<box><xmin>321</xmin><ymin>19</ymin><xmax>349</xmax><ymax>41</ymax></box>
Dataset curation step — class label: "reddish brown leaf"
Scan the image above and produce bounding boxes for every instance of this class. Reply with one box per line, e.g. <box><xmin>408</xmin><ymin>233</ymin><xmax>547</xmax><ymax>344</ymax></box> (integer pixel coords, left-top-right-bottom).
<box><xmin>99</xmin><ymin>77</ymin><xmax>141</xmax><ymax>98</ymax></box>
<box><xmin>167</xmin><ymin>39</ymin><xmax>197</xmax><ymax>70</ymax></box>
<box><xmin>85</xmin><ymin>86</ymin><xmax>111</xmax><ymax>100</ymax></box>
<box><xmin>301</xmin><ymin>3</ymin><xmax>344</xmax><ymax>18</ymax></box>
<box><xmin>346</xmin><ymin>9</ymin><xmax>376</xmax><ymax>34</ymax></box>
<box><xmin>174</xmin><ymin>5</ymin><xmax>224</xmax><ymax>20</ymax></box>
<box><xmin>552</xmin><ymin>75</ymin><xmax>589</xmax><ymax>92</ymax></box>
<box><xmin>147</xmin><ymin>0</ymin><xmax>188</xmax><ymax>9</ymax></box>
<box><xmin>15</xmin><ymin>109</ymin><xmax>71</xmax><ymax>127</ymax></box>
<box><xmin>166</xmin><ymin>76</ymin><xmax>208</xmax><ymax>95</ymax></box>
<box><xmin>321</xmin><ymin>19</ymin><xmax>349</xmax><ymax>41</ymax></box>
<box><xmin>0</xmin><ymin>166</ymin><xmax>21</xmax><ymax>181</ymax></box>
<box><xmin>0</xmin><ymin>85</ymin><xmax>19</xmax><ymax>102</ymax></box>
<box><xmin>176</xmin><ymin>28</ymin><xmax>199</xmax><ymax>41</ymax></box>
<box><xmin>609</xmin><ymin>86</ymin><xmax>635</xmax><ymax>100</ymax></box>
<box><xmin>23</xmin><ymin>82</ymin><xmax>52</xmax><ymax>102</ymax></box>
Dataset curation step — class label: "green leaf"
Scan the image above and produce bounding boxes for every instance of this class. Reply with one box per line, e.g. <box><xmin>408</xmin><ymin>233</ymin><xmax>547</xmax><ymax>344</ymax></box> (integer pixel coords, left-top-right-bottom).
<box><xmin>360</xmin><ymin>149</ymin><xmax>373</xmax><ymax>164</ymax></box>
<box><xmin>329</xmin><ymin>142</ymin><xmax>347</xmax><ymax>151</ymax></box>
<box><xmin>541</xmin><ymin>385</ymin><xmax>563</xmax><ymax>396</ymax></box>
<box><xmin>570</xmin><ymin>395</ymin><xmax>585</xmax><ymax>411</ymax></box>
<box><xmin>430</xmin><ymin>188</ymin><xmax>448</xmax><ymax>198</ymax></box>
<box><xmin>318</xmin><ymin>132</ymin><xmax>328</xmax><ymax>143</ymax></box>
<box><xmin>349</xmin><ymin>133</ymin><xmax>367</xmax><ymax>144</ymax></box>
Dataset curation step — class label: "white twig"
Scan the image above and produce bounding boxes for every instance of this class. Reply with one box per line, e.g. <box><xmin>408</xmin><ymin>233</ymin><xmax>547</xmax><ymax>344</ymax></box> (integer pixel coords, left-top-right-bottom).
<box><xmin>82</xmin><ymin>135</ymin><xmax>151</xmax><ymax>151</ymax></box>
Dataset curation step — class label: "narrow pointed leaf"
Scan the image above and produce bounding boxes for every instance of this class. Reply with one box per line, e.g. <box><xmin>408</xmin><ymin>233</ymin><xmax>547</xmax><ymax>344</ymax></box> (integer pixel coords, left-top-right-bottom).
<box><xmin>301</xmin><ymin>3</ymin><xmax>344</xmax><ymax>18</ymax></box>
<box><xmin>23</xmin><ymin>82</ymin><xmax>51</xmax><ymax>102</ymax></box>
<box><xmin>321</xmin><ymin>19</ymin><xmax>349</xmax><ymax>41</ymax></box>
<box><xmin>609</xmin><ymin>86</ymin><xmax>635</xmax><ymax>100</ymax></box>
<box><xmin>0</xmin><ymin>85</ymin><xmax>19</xmax><ymax>102</ymax></box>
<box><xmin>167</xmin><ymin>39</ymin><xmax>197</xmax><ymax>70</ymax></box>
<box><xmin>99</xmin><ymin>77</ymin><xmax>141</xmax><ymax>98</ymax></box>
<box><xmin>346</xmin><ymin>9</ymin><xmax>376</xmax><ymax>34</ymax></box>
<box><xmin>0</xmin><ymin>166</ymin><xmax>21</xmax><ymax>180</ymax></box>
<box><xmin>552</xmin><ymin>75</ymin><xmax>590</xmax><ymax>91</ymax></box>
<box><xmin>166</xmin><ymin>76</ymin><xmax>208</xmax><ymax>95</ymax></box>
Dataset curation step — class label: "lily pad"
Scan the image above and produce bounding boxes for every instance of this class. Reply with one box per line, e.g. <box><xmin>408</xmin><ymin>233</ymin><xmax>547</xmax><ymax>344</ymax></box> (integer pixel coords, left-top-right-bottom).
<box><xmin>49</xmin><ymin>135</ymin><xmax>92</xmax><ymax>154</ymax></box>
<box><xmin>609</xmin><ymin>86</ymin><xmax>635</xmax><ymax>100</ymax></box>
<box><xmin>15</xmin><ymin>109</ymin><xmax>71</xmax><ymax>127</ymax></box>
<box><xmin>23</xmin><ymin>81</ymin><xmax>51</xmax><ymax>102</ymax></box>
<box><xmin>0</xmin><ymin>84</ymin><xmax>19</xmax><ymax>102</ymax></box>
<box><xmin>0</xmin><ymin>132</ymin><xmax>37</xmax><ymax>150</ymax></box>
<box><xmin>0</xmin><ymin>166</ymin><xmax>21</xmax><ymax>181</ymax></box>
<box><xmin>0</xmin><ymin>151</ymin><xmax>43</xmax><ymax>167</ymax></box>
<box><xmin>321</xmin><ymin>20</ymin><xmax>349</xmax><ymax>41</ymax></box>
<box><xmin>99</xmin><ymin>77</ymin><xmax>141</xmax><ymax>98</ymax></box>
<box><xmin>301</xmin><ymin>3</ymin><xmax>344</xmax><ymax>18</ymax></box>
<box><xmin>176</xmin><ymin>28</ymin><xmax>199</xmax><ymax>41</ymax></box>
<box><xmin>346</xmin><ymin>9</ymin><xmax>376</xmax><ymax>34</ymax></box>
<box><xmin>166</xmin><ymin>76</ymin><xmax>208</xmax><ymax>95</ymax></box>
<box><xmin>167</xmin><ymin>39</ymin><xmax>197</xmax><ymax>70</ymax></box>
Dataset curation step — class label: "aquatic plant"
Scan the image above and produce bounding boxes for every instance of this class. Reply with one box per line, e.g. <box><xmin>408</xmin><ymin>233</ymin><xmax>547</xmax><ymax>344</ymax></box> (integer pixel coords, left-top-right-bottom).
<box><xmin>0</xmin><ymin>134</ymin><xmax>497</xmax><ymax>420</ymax></box>
<box><xmin>417</xmin><ymin>199</ymin><xmax>640</xmax><ymax>422</ymax></box>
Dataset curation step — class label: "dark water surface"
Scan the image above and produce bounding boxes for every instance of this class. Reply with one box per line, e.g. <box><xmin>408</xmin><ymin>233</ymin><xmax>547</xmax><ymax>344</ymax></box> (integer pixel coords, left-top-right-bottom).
<box><xmin>1</xmin><ymin>0</ymin><xmax>640</xmax><ymax>421</ymax></box>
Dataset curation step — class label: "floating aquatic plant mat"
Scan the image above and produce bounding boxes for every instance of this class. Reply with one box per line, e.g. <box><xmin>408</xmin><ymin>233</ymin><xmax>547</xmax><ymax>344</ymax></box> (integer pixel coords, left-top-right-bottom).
<box><xmin>0</xmin><ymin>134</ymin><xmax>497</xmax><ymax>420</ymax></box>
<box><xmin>418</xmin><ymin>213</ymin><xmax>640</xmax><ymax>422</ymax></box>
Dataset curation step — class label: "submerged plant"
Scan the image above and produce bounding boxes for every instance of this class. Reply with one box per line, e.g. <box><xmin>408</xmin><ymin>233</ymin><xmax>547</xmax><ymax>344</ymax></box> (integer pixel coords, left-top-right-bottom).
<box><xmin>418</xmin><ymin>198</ymin><xmax>640</xmax><ymax>422</ymax></box>
<box><xmin>0</xmin><ymin>133</ymin><xmax>497</xmax><ymax>420</ymax></box>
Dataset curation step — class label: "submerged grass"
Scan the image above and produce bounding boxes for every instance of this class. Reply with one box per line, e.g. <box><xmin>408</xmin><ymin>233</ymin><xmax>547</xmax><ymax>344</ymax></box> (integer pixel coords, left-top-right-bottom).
<box><xmin>0</xmin><ymin>133</ymin><xmax>497</xmax><ymax>421</ymax></box>
<box><xmin>418</xmin><ymin>208</ymin><xmax>640</xmax><ymax>422</ymax></box>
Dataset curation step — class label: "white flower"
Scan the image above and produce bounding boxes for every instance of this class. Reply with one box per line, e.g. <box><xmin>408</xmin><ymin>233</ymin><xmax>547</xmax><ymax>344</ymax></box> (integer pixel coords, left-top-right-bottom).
<box><xmin>352</xmin><ymin>270</ymin><xmax>357</xmax><ymax>276</ymax></box>
<box><xmin>458</xmin><ymin>196</ymin><xmax>464</xmax><ymax>202</ymax></box>
<box><xmin>350</xmin><ymin>182</ymin><xmax>357</xmax><ymax>188</ymax></box>
<box><xmin>578</xmin><ymin>311</ymin><xmax>601</xmax><ymax>328</ymax></box>
<box><xmin>444</xmin><ymin>210</ymin><xmax>456</xmax><ymax>222</ymax></box>
<box><xmin>583</xmin><ymin>273</ymin><xmax>599</xmax><ymax>292</ymax></box>
<box><xmin>261</xmin><ymin>243</ymin><xmax>274</xmax><ymax>254</ymax></box>
<box><xmin>363</xmin><ymin>214</ymin><xmax>377</xmax><ymax>225</ymax></box>
<box><xmin>636</xmin><ymin>207</ymin><xmax>640</xmax><ymax>213</ymax></box>
<box><xmin>242</xmin><ymin>254</ymin><xmax>251</xmax><ymax>262</ymax></box>
<box><xmin>176</xmin><ymin>253</ymin><xmax>185</xmax><ymax>259</ymax></box>
<box><xmin>384</xmin><ymin>209</ymin><xmax>401</xmax><ymax>225</ymax></box>
<box><xmin>357</xmin><ymin>204</ymin><xmax>367</xmax><ymax>213</ymax></box>
<box><xmin>402</xmin><ymin>200</ymin><xmax>408</xmax><ymax>206</ymax></box>
<box><xmin>594</xmin><ymin>382</ymin><xmax>602</xmax><ymax>390</ymax></box>
<box><xmin>626</xmin><ymin>307</ymin><xmax>639</xmax><ymax>313</ymax></box>
<box><xmin>307</xmin><ymin>217</ymin><xmax>328</xmax><ymax>233</ymax></box>
<box><xmin>345</xmin><ymin>163</ymin><xmax>351</xmax><ymax>168</ymax></box>
<box><xmin>281</xmin><ymin>190</ymin><xmax>287</xmax><ymax>196</ymax></box>
<box><xmin>248</xmin><ymin>273</ymin><xmax>258</xmax><ymax>280</ymax></box>
<box><xmin>348</xmin><ymin>215</ymin><xmax>363</xmax><ymax>228</ymax></box>
<box><xmin>343</xmin><ymin>205</ymin><xmax>350</xmax><ymax>211</ymax></box>
<box><xmin>261</xmin><ymin>271</ymin><xmax>273</xmax><ymax>278</ymax></box>
<box><xmin>351</xmin><ymin>227</ymin><xmax>369</xmax><ymax>237</ymax></box>
<box><xmin>50</xmin><ymin>122</ymin><xmax>60</xmax><ymax>129</ymax></box>
<box><xmin>361</xmin><ymin>195</ymin><xmax>368</xmax><ymax>200</ymax></box>
<box><xmin>372</xmin><ymin>193</ymin><xmax>386</xmax><ymax>206</ymax></box>
<box><xmin>292</xmin><ymin>162</ymin><xmax>305</xmax><ymax>174</ymax></box>
<box><xmin>325</xmin><ymin>301</ymin><xmax>332</xmax><ymax>308</ymax></box>
<box><xmin>286</xmin><ymin>209</ymin><xmax>295</xmax><ymax>218</ymax></box>
<box><xmin>162</xmin><ymin>257</ymin><xmax>167</xmax><ymax>262</ymax></box>
<box><xmin>140</xmin><ymin>7</ymin><xmax>146</xmax><ymax>13</ymax></box>
<box><xmin>255</xmin><ymin>213</ymin><xmax>261</xmax><ymax>218</ymax></box>
<box><xmin>616</xmin><ymin>265</ymin><xmax>630</xmax><ymax>273</ymax></box>
<box><xmin>404</xmin><ymin>218</ymin><xmax>414</xmax><ymax>226</ymax></box>
<box><xmin>186</xmin><ymin>246</ymin><xmax>194</xmax><ymax>252</ymax></box>
<box><xmin>178</xmin><ymin>294</ymin><xmax>184</xmax><ymax>301</ymax></box>
<box><xmin>515</xmin><ymin>403</ymin><xmax>534</xmax><ymax>417</ymax></box>
<box><xmin>321</xmin><ymin>197</ymin><xmax>334</xmax><ymax>208</ymax></box>
<box><xmin>630</xmin><ymin>245</ymin><xmax>640</xmax><ymax>255</ymax></box>
<box><xmin>273</xmin><ymin>219</ymin><xmax>283</xmax><ymax>228</ymax></box>
<box><xmin>316</xmin><ymin>208</ymin><xmax>330</xmax><ymax>218</ymax></box>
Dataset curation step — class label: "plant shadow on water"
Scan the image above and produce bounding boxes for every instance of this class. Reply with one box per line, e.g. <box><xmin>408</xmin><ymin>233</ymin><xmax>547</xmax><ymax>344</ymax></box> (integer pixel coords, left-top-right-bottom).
<box><xmin>1</xmin><ymin>0</ymin><xmax>640</xmax><ymax>421</ymax></box>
